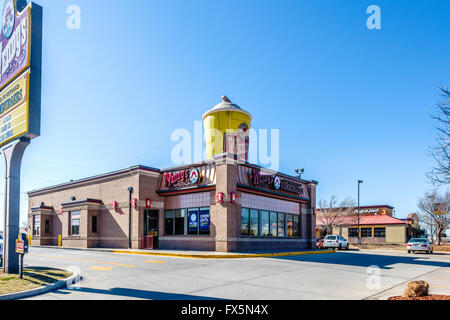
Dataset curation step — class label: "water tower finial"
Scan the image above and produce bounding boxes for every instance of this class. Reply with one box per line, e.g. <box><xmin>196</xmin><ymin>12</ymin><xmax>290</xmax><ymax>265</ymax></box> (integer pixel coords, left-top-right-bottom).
<box><xmin>222</xmin><ymin>95</ymin><xmax>231</xmax><ymax>103</ymax></box>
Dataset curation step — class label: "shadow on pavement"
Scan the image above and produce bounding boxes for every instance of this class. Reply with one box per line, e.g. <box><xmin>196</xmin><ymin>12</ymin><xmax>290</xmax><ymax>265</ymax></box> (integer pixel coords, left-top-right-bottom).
<box><xmin>272</xmin><ymin>251</ymin><xmax>450</xmax><ymax>270</ymax></box>
<box><xmin>61</xmin><ymin>287</ymin><xmax>222</xmax><ymax>300</ymax></box>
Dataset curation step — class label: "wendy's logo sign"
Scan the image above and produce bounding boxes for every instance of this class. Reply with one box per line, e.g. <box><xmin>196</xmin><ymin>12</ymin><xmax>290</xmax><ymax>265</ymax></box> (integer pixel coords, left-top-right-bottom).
<box><xmin>164</xmin><ymin>168</ymin><xmax>203</xmax><ymax>188</ymax></box>
<box><xmin>0</xmin><ymin>0</ymin><xmax>30</xmax><ymax>90</ymax></box>
<box><xmin>248</xmin><ymin>169</ymin><xmax>304</xmax><ymax>196</ymax></box>
<box><xmin>2</xmin><ymin>0</ymin><xmax>14</xmax><ymax>39</ymax></box>
<box><xmin>189</xmin><ymin>168</ymin><xmax>199</xmax><ymax>184</ymax></box>
<box><xmin>274</xmin><ymin>176</ymin><xmax>281</xmax><ymax>190</ymax></box>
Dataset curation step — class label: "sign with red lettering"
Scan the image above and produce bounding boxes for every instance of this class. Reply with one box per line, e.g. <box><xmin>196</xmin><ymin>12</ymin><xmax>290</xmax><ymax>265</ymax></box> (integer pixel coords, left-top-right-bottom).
<box><xmin>146</xmin><ymin>199</ymin><xmax>152</xmax><ymax>209</ymax></box>
<box><xmin>216</xmin><ymin>192</ymin><xmax>224</xmax><ymax>204</ymax></box>
<box><xmin>110</xmin><ymin>201</ymin><xmax>118</xmax><ymax>210</ymax></box>
<box><xmin>164</xmin><ymin>168</ymin><xmax>203</xmax><ymax>188</ymax></box>
<box><xmin>16</xmin><ymin>239</ymin><xmax>24</xmax><ymax>254</ymax></box>
<box><xmin>248</xmin><ymin>169</ymin><xmax>304</xmax><ymax>195</ymax></box>
<box><xmin>130</xmin><ymin>198</ymin><xmax>137</xmax><ymax>209</ymax></box>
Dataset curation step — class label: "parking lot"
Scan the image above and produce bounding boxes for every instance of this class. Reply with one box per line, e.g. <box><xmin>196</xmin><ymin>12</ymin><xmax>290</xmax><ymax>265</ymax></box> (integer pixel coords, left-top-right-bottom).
<box><xmin>18</xmin><ymin>247</ymin><xmax>449</xmax><ymax>300</ymax></box>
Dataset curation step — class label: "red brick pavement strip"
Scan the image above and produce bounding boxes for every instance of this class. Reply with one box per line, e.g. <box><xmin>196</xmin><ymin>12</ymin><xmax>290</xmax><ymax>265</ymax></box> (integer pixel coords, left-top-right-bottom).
<box><xmin>388</xmin><ymin>295</ymin><xmax>450</xmax><ymax>300</ymax></box>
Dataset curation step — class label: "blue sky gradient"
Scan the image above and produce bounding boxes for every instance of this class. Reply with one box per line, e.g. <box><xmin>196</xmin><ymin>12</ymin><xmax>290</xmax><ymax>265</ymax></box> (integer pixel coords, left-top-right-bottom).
<box><xmin>0</xmin><ymin>0</ymin><xmax>449</xmax><ymax>227</ymax></box>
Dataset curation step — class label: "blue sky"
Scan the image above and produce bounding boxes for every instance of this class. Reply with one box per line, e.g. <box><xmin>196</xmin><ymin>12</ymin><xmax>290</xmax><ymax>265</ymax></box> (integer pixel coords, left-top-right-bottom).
<box><xmin>0</xmin><ymin>0</ymin><xmax>449</xmax><ymax>228</ymax></box>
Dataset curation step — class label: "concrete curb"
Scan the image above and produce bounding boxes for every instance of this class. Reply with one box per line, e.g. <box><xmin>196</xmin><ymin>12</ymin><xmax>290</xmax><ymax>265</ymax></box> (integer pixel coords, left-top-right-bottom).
<box><xmin>111</xmin><ymin>249</ymin><xmax>336</xmax><ymax>259</ymax></box>
<box><xmin>31</xmin><ymin>245</ymin><xmax>336</xmax><ymax>259</ymax></box>
<box><xmin>0</xmin><ymin>272</ymin><xmax>77</xmax><ymax>300</ymax></box>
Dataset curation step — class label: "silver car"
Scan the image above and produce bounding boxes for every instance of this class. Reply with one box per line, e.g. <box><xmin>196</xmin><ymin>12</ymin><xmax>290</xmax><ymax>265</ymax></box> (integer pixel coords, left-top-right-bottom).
<box><xmin>407</xmin><ymin>238</ymin><xmax>433</xmax><ymax>254</ymax></box>
<box><xmin>324</xmin><ymin>235</ymin><xmax>349</xmax><ymax>250</ymax></box>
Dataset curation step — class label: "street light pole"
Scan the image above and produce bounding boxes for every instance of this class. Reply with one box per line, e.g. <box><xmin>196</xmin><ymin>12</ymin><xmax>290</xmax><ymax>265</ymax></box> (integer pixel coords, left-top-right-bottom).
<box><xmin>357</xmin><ymin>180</ymin><xmax>363</xmax><ymax>244</ymax></box>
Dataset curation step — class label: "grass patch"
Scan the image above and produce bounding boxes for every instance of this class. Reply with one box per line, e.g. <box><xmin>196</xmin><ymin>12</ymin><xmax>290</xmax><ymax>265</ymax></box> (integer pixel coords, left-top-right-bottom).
<box><xmin>0</xmin><ymin>267</ymin><xmax>72</xmax><ymax>295</ymax></box>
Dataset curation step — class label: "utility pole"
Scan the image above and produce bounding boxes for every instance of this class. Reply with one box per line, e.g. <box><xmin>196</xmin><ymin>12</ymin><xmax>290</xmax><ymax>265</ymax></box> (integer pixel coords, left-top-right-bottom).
<box><xmin>357</xmin><ymin>180</ymin><xmax>363</xmax><ymax>244</ymax></box>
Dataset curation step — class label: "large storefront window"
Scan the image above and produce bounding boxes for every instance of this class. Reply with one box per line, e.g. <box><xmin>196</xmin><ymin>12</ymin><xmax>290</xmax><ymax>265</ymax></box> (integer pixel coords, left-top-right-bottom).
<box><xmin>287</xmin><ymin>214</ymin><xmax>294</xmax><ymax>237</ymax></box>
<box><xmin>33</xmin><ymin>215</ymin><xmax>40</xmax><ymax>236</ymax></box>
<box><xmin>241</xmin><ymin>208</ymin><xmax>300</xmax><ymax>238</ymax></box>
<box><xmin>277</xmin><ymin>213</ymin><xmax>285</xmax><ymax>237</ymax></box>
<box><xmin>241</xmin><ymin>208</ymin><xmax>250</xmax><ymax>236</ymax></box>
<box><xmin>349</xmin><ymin>228</ymin><xmax>359</xmax><ymax>237</ymax></box>
<box><xmin>250</xmin><ymin>209</ymin><xmax>259</xmax><ymax>236</ymax></box>
<box><xmin>361</xmin><ymin>228</ymin><xmax>372</xmax><ymax>238</ymax></box>
<box><xmin>261</xmin><ymin>211</ymin><xmax>270</xmax><ymax>237</ymax></box>
<box><xmin>293</xmin><ymin>215</ymin><xmax>300</xmax><ymax>237</ymax></box>
<box><xmin>374</xmin><ymin>227</ymin><xmax>386</xmax><ymax>238</ymax></box>
<box><xmin>166</xmin><ymin>208</ymin><xmax>209</xmax><ymax>236</ymax></box>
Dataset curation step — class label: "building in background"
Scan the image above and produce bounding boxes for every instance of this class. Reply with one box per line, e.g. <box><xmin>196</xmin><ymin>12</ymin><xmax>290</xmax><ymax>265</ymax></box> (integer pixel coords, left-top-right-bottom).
<box><xmin>28</xmin><ymin>97</ymin><xmax>318</xmax><ymax>252</ymax></box>
<box><xmin>316</xmin><ymin>205</ymin><xmax>413</xmax><ymax>244</ymax></box>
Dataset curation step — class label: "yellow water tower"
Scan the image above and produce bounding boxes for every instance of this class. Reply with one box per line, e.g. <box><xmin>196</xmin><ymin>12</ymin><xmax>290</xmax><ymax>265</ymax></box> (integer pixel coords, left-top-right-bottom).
<box><xmin>203</xmin><ymin>96</ymin><xmax>252</xmax><ymax>161</ymax></box>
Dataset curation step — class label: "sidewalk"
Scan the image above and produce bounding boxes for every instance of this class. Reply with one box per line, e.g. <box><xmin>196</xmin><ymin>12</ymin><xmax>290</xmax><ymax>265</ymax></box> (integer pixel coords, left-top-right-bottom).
<box><xmin>366</xmin><ymin>265</ymin><xmax>450</xmax><ymax>300</ymax></box>
<box><xmin>31</xmin><ymin>246</ymin><xmax>335</xmax><ymax>259</ymax></box>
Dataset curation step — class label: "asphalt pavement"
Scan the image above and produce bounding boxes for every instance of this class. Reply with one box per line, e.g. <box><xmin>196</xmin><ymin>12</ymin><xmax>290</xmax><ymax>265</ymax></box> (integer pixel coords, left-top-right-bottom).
<box><xmin>22</xmin><ymin>247</ymin><xmax>450</xmax><ymax>300</ymax></box>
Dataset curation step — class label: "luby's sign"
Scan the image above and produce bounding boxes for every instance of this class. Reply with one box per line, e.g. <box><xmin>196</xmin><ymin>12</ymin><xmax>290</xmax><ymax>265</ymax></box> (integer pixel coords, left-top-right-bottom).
<box><xmin>0</xmin><ymin>0</ymin><xmax>42</xmax><ymax>148</ymax></box>
<box><xmin>248</xmin><ymin>169</ymin><xmax>304</xmax><ymax>196</ymax></box>
<box><xmin>164</xmin><ymin>168</ymin><xmax>202</xmax><ymax>188</ymax></box>
<box><xmin>0</xmin><ymin>0</ymin><xmax>31</xmax><ymax>90</ymax></box>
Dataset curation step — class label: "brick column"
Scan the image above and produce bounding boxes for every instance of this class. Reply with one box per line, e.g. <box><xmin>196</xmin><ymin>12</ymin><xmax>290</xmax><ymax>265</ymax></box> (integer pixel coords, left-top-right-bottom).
<box><xmin>214</xmin><ymin>156</ymin><xmax>240</xmax><ymax>252</ymax></box>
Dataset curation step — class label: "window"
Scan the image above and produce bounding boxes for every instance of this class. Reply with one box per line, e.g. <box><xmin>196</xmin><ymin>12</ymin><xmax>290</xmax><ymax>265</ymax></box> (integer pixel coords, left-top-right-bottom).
<box><xmin>287</xmin><ymin>214</ymin><xmax>294</xmax><ymax>237</ymax></box>
<box><xmin>293</xmin><ymin>215</ymin><xmax>300</xmax><ymax>237</ymax></box>
<box><xmin>270</xmin><ymin>212</ymin><xmax>277</xmax><ymax>237</ymax></box>
<box><xmin>45</xmin><ymin>219</ymin><xmax>50</xmax><ymax>234</ymax></box>
<box><xmin>92</xmin><ymin>216</ymin><xmax>98</xmax><ymax>233</ymax></box>
<box><xmin>250</xmin><ymin>209</ymin><xmax>259</xmax><ymax>236</ymax></box>
<box><xmin>361</xmin><ymin>228</ymin><xmax>372</xmax><ymax>238</ymax></box>
<box><xmin>349</xmin><ymin>228</ymin><xmax>359</xmax><ymax>237</ymax></box>
<box><xmin>241</xmin><ymin>208</ymin><xmax>250</xmax><ymax>236</ymax></box>
<box><xmin>164</xmin><ymin>210</ymin><xmax>174</xmax><ymax>236</ymax></box>
<box><xmin>199</xmin><ymin>208</ymin><xmax>210</xmax><ymax>235</ymax></box>
<box><xmin>70</xmin><ymin>211</ymin><xmax>80</xmax><ymax>236</ymax></box>
<box><xmin>260</xmin><ymin>211</ymin><xmax>270</xmax><ymax>237</ymax></box>
<box><xmin>175</xmin><ymin>209</ymin><xmax>185</xmax><ymax>235</ymax></box>
<box><xmin>33</xmin><ymin>215</ymin><xmax>40</xmax><ymax>236</ymax></box>
<box><xmin>278</xmin><ymin>213</ymin><xmax>285</xmax><ymax>237</ymax></box>
<box><xmin>374</xmin><ymin>227</ymin><xmax>386</xmax><ymax>238</ymax></box>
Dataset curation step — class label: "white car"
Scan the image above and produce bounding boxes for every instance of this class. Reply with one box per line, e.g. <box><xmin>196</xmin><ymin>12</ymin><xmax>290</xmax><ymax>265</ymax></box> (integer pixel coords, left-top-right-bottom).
<box><xmin>407</xmin><ymin>238</ymin><xmax>433</xmax><ymax>254</ymax></box>
<box><xmin>324</xmin><ymin>235</ymin><xmax>349</xmax><ymax>250</ymax></box>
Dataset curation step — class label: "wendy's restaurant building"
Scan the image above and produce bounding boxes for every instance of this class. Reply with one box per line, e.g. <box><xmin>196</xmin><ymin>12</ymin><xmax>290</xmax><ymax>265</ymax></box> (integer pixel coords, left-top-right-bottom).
<box><xmin>27</xmin><ymin>97</ymin><xmax>318</xmax><ymax>252</ymax></box>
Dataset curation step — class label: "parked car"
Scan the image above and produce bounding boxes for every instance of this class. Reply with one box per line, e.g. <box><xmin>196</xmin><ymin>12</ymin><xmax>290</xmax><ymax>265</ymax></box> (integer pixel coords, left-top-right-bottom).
<box><xmin>316</xmin><ymin>238</ymin><xmax>324</xmax><ymax>249</ymax></box>
<box><xmin>324</xmin><ymin>235</ymin><xmax>349</xmax><ymax>250</ymax></box>
<box><xmin>407</xmin><ymin>238</ymin><xmax>433</xmax><ymax>254</ymax></box>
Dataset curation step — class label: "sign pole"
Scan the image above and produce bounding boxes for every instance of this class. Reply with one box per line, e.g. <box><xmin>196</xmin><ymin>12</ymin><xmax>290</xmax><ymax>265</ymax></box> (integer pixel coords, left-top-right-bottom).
<box><xmin>20</xmin><ymin>253</ymin><xmax>24</xmax><ymax>279</ymax></box>
<box><xmin>2</xmin><ymin>138</ymin><xmax>30</xmax><ymax>274</ymax></box>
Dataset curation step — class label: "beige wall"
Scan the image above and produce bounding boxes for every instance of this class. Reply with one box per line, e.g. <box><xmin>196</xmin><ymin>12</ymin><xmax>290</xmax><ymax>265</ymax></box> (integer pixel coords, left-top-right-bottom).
<box><xmin>386</xmin><ymin>225</ymin><xmax>406</xmax><ymax>243</ymax></box>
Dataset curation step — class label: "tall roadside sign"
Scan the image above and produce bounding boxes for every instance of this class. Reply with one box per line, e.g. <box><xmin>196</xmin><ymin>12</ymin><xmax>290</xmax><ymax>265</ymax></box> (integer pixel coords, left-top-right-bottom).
<box><xmin>1</xmin><ymin>0</ymin><xmax>42</xmax><ymax>274</ymax></box>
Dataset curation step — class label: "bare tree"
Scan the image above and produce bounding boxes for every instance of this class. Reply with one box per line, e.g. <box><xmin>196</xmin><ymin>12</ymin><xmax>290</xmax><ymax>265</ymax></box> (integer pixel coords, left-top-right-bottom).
<box><xmin>427</xmin><ymin>86</ymin><xmax>450</xmax><ymax>185</ymax></box>
<box><xmin>317</xmin><ymin>196</ymin><xmax>356</xmax><ymax>236</ymax></box>
<box><xmin>417</xmin><ymin>190</ymin><xmax>450</xmax><ymax>245</ymax></box>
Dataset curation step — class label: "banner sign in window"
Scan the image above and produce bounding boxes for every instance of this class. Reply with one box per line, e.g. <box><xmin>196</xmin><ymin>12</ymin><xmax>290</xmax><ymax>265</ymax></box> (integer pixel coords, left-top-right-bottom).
<box><xmin>189</xmin><ymin>211</ymin><xmax>198</xmax><ymax>232</ymax></box>
<box><xmin>199</xmin><ymin>210</ymin><xmax>210</xmax><ymax>232</ymax></box>
<box><xmin>0</xmin><ymin>69</ymin><xmax>29</xmax><ymax>146</ymax></box>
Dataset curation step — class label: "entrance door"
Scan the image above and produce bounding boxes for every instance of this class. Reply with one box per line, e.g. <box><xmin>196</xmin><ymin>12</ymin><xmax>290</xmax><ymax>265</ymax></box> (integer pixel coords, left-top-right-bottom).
<box><xmin>143</xmin><ymin>210</ymin><xmax>159</xmax><ymax>249</ymax></box>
